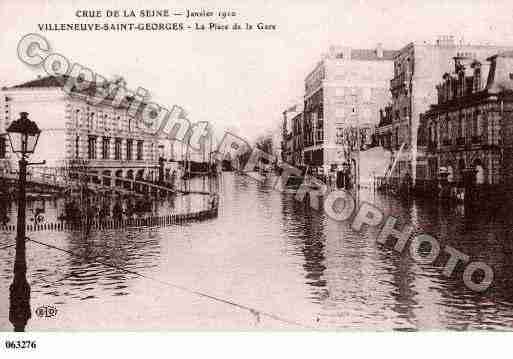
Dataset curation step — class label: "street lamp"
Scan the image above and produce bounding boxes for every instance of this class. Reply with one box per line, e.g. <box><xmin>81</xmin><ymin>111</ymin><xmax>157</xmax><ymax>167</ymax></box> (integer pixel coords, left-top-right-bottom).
<box><xmin>6</xmin><ymin>112</ymin><xmax>42</xmax><ymax>332</ymax></box>
<box><xmin>7</xmin><ymin>112</ymin><xmax>41</xmax><ymax>156</ymax></box>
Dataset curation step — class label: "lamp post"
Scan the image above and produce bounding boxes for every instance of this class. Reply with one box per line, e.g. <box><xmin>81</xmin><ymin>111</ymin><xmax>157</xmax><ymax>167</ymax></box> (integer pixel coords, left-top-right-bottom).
<box><xmin>6</xmin><ymin>112</ymin><xmax>42</xmax><ymax>332</ymax></box>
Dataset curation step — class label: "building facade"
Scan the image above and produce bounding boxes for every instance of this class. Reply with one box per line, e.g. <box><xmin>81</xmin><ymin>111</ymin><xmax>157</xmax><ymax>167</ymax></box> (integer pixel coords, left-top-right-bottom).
<box><xmin>0</xmin><ymin>75</ymin><xmax>159</xmax><ymax>183</ymax></box>
<box><xmin>375</xmin><ymin>104</ymin><xmax>393</xmax><ymax>150</ymax></box>
<box><xmin>384</xmin><ymin>36</ymin><xmax>513</xmax><ymax>182</ymax></box>
<box><xmin>281</xmin><ymin>104</ymin><xmax>302</xmax><ymax>166</ymax></box>
<box><xmin>418</xmin><ymin>51</ymin><xmax>513</xmax><ymax>193</ymax></box>
<box><xmin>303</xmin><ymin>45</ymin><xmax>396</xmax><ymax>172</ymax></box>
<box><xmin>290</xmin><ymin>110</ymin><xmax>304</xmax><ymax>166</ymax></box>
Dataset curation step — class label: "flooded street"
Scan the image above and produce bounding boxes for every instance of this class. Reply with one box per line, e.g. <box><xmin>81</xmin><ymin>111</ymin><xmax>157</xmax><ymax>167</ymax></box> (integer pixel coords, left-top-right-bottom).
<box><xmin>1</xmin><ymin>172</ymin><xmax>513</xmax><ymax>330</ymax></box>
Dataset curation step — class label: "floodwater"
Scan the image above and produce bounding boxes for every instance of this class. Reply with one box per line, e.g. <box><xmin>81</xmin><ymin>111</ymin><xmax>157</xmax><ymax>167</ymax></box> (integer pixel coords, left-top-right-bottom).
<box><xmin>1</xmin><ymin>172</ymin><xmax>513</xmax><ymax>330</ymax></box>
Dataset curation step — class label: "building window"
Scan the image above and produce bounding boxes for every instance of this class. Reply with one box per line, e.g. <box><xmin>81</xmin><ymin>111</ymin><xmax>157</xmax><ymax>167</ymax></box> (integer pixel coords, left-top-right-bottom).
<box><xmin>0</xmin><ymin>136</ymin><xmax>6</xmax><ymax>159</ymax></box>
<box><xmin>457</xmin><ymin>114</ymin><xmax>463</xmax><ymax>139</ymax></box>
<box><xmin>97</xmin><ymin>111</ymin><xmax>103</xmax><ymax>130</ymax></box>
<box><xmin>115</xmin><ymin>138</ymin><xmax>122</xmax><ymax>160</ymax></box>
<box><xmin>441</xmin><ymin>118</ymin><xmax>448</xmax><ymax>142</ymax></box>
<box><xmin>88</xmin><ymin>112</ymin><xmax>95</xmax><ymax>130</ymax></box>
<box><xmin>474</xmin><ymin>68</ymin><xmax>482</xmax><ymax>92</ymax></box>
<box><xmin>335</xmin><ymin>126</ymin><xmax>344</xmax><ymax>145</ymax></box>
<box><xmin>102</xmin><ymin>137</ymin><xmax>110</xmax><ymax>160</ymax></box>
<box><xmin>316</xmin><ymin>129</ymin><xmax>323</xmax><ymax>142</ymax></box>
<box><xmin>472</xmin><ymin>112</ymin><xmax>478</xmax><ymax>137</ymax></box>
<box><xmin>75</xmin><ymin>136</ymin><xmax>80</xmax><ymax>158</ymax></box>
<box><xmin>137</xmin><ymin>140</ymin><xmax>144</xmax><ymax>160</ymax></box>
<box><xmin>88</xmin><ymin>136</ymin><xmax>97</xmax><ymax>160</ymax></box>
<box><xmin>450</xmin><ymin>115</ymin><xmax>457</xmax><ymax>139</ymax></box>
<box><xmin>103</xmin><ymin>114</ymin><xmax>109</xmax><ymax>131</ymax></box>
<box><xmin>74</xmin><ymin>109</ymin><xmax>80</xmax><ymax>129</ymax></box>
<box><xmin>126</xmin><ymin>139</ymin><xmax>133</xmax><ymax>161</ymax></box>
<box><xmin>480</xmin><ymin>112</ymin><xmax>488</xmax><ymax>140</ymax></box>
<box><xmin>465</xmin><ymin>112</ymin><xmax>472</xmax><ymax>140</ymax></box>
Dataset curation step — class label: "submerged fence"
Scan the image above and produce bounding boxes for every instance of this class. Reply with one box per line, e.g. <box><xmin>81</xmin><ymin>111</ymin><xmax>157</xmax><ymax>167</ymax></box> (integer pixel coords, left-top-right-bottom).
<box><xmin>0</xmin><ymin>195</ymin><xmax>219</xmax><ymax>233</ymax></box>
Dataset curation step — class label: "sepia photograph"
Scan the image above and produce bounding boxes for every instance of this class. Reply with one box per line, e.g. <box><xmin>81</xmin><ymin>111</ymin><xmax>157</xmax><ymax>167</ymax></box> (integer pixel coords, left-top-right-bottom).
<box><xmin>1</xmin><ymin>0</ymin><xmax>513</xmax><ymax>356</ymax></box>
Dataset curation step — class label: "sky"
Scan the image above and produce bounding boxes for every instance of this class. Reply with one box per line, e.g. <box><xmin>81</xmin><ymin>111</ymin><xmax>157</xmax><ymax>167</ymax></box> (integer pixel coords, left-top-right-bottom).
<box><xmin>2</xmin><ymin>0</ymin><xmax>513</xmax><ymax>142</ymax></box>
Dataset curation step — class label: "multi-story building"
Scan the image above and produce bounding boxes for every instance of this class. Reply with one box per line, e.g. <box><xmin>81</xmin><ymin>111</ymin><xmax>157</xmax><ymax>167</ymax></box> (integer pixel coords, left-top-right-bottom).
<box><xmin>0</xmin><ymin>75</ymin><xmax>159</xmax><ymax>183</ymax></box>
<box><xmin>385</xmin><ymin>36</ymin><xmax>513</xmax><ymax>182</ymax></box>
<box><xmin>291</xmin><ymin>109</ymin><xmax>304</xmax><ymax>166</ymax></box>
<box><xmin>281</xmin><ymin>112</ymin><xmax>292</xmax><ymax>164</ymax></box>
<box><xmin>418</xmin><ymin>51</ymin><xmax>513</xmax><ymax>193</ymax></box>
<box><xmin>281</xmin><ymin>104</ymin><xmax>301</xmax><ymax>165</ymax></box>
<box><xmin>303</xmin><ymin>45</ymin><xmax>397</xmax><ymax>172</ymax></box>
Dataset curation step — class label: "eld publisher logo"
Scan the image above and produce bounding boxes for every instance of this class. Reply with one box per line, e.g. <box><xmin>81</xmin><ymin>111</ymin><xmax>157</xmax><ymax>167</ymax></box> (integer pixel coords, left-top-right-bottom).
<box><xmin>35</xmin><ymin>305</ymin><xmax>58</xmax><ymax>318</ymax></box>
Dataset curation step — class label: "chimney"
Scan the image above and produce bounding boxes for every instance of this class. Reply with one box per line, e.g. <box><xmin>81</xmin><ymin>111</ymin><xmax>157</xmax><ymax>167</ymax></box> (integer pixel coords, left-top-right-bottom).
<box><xmin>376</xmin><ymin>43</ymin><xmax>383</xmax><ymax>58</ymax></box>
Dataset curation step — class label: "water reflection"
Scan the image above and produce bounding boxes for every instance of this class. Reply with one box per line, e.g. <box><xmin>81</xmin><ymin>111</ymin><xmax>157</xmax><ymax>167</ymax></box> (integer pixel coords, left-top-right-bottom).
<box><xmin>278</xmin><ymin>178</ymin><xmax>513</xmax><ymax>329</ymax></box>
<box><xmin>0</xmin><ymin>191</ymin><xmax>209</xmax><ymax>228</ymax></box>
<box><xmin>281</xmin><ymin>197</ymin><xmax>328</xmax><ymax>300</ymax></box>
<box><xmin>2</xmin><ymin>173</ymin><xmax>513</xmax><ymax>330</ymax></box>
<box><xmin>27</xmin><ymin>228</ymin><xmax>162</xmax><ymax>306</ymax></box>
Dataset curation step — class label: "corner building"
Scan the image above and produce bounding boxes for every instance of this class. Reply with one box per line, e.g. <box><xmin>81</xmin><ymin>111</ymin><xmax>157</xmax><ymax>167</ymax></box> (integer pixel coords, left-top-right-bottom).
<box><xmin>303</xmin><ymin>45</ymin><xmax>396</xmax><ymax>171</ymax></box>
<box><xmin>386</xmin><ymin>36</ymin><xmax>513</xmax><ymax>182</ymax></box>
<box><xmin>0</xmin><ymin>76</ymin><xmax>159</xmax><ymax>183</ymax></box>
<box><xmin>419</xmin><ymin>51</ymin><xmax>513</xmax><ymax>195</ymax></box>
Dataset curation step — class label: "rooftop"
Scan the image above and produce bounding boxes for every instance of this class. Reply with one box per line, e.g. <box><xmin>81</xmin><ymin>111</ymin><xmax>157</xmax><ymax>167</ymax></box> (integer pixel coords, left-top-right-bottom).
<box><xmin>350</xmin><ymin>48</ymin><xmax>397</xmax><ymax>61</ymax></box>
<box><xmin>7</xmin><ymin>75</ymin><xmax>69</xmax><ymax>89</ymax></box>
<box><xmin>4</xmin><ymin>75</ymin><xmax>150</xmax><ymax>112</ymax></box>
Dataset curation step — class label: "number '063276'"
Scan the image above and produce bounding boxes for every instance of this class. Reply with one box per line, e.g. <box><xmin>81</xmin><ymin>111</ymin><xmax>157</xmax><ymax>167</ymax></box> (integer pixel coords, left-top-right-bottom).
<box><xmin>5</xmin><ymin>340</ymin><xmax>37</xmax><ymax>349</ymax></box>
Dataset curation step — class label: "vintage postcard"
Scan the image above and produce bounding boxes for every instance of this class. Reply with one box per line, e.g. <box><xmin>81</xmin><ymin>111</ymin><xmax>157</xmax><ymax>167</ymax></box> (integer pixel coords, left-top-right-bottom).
<box><xmin>1</xmin><ymin>0</ymin><xmax>513</xmax><ymax>355</ymax></box>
